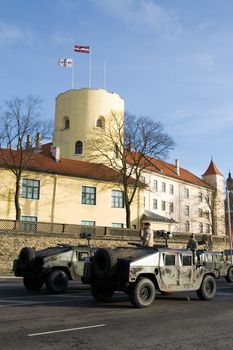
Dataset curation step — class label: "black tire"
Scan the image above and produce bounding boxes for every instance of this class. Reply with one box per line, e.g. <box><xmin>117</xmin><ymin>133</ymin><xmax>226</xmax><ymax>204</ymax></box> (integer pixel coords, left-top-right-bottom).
<box><xmin>93</xmin><ymin>248</ymin><xmax>118</xmax><ymax>278</ymax></box>
<box><xmin>91</xmin><ymin>284</ymin><xmax>114</xmax><ymax>302</ymax></box>
<box><xmin>23</xmin><ymin>276</ymin><xmax>44</xmax><ymax>291</ymax></box>
<box><xmin>196</xmin><ymin>275</ymin><xmax>216</xmax><ymax>300</ymax></box>
<box><xmin>45</xmin><ymin>269</ymin><xmax>68</xmax><ymax>294</ymax></box>
<box><xmin>18</xmin><ymin>247</ymin><xmax>36</xmax><ymax>271</ymax></box>
<box><xmin>130</xmin><ymin>278</ymin><xmax>156</xmax><ymax>308</ymax></box>
<box><xmin>226</xmin><ymin>266</ymin><xmax>233</xmax><ymax>283</ymax></box>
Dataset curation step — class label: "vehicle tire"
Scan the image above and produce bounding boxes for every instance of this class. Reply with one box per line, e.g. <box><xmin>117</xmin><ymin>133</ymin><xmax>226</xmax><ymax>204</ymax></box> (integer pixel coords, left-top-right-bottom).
<box><xmin>196</xmin><ymin>275</ymin><xmax>216</xmax><ymax>300</ymax></box>
<box><xmin>45</xmin><ymin>269</ymin><xmax>68</xmax><ymax>294</ymax></box>
<box><xmin>23</xmin><ymin>276</ymin><xmax>44</xmax><ymax>291</ymax></box>
<box><xmin>93</xmin><ymin>248</ymin><xmax>118</xmax><ymax>278</ymax></box>
<box><xmin>18</xmin><ymin>247</ymin><xmax>36</xmax><ymax>271</ymax></box>
<box><xmin>91</xmin><ymin>284</ymin><xmax>114</xmax><ymax>302</ymax></box>
<box><xmin>226</xmin><ymin>266</ymin><xmax>233</xmax><ymax>283</ymax></box>
<box><xmin>130</xmin><ymin>278</ymin><xmax>156</xmax><ymax>308</ymax></box>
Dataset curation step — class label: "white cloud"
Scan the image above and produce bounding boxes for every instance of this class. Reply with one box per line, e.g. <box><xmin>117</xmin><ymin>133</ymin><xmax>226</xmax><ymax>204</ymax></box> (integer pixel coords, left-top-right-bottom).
<box><xmin>92</xmin><ymin>0</ymin><xmax>182</xmax><ymax>39</ymax></box>
<box><xmin>0</xmin><ymin>20</ymin><xmax>33</xmax><ymax>46</ymax></box>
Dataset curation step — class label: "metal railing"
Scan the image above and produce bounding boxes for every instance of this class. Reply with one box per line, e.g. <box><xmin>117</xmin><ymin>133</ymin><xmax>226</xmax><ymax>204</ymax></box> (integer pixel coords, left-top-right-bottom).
<box><xmin>0</xmin><ymin>218</ymin><xmax>141</xmax><ymax>238</ymax></box>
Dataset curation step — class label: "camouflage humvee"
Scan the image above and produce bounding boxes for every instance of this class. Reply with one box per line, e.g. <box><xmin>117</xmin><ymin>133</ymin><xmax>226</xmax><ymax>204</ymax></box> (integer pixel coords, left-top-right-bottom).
<box><xmin>82</xmin><ymin>247</ymin><xmax>219</xmax><ymax>308</ymax></box>
<box><xmin>13</xmin><ymin>244</ymin><xmax>95</xmax><ymax>293</ymax></box>
<box><xmin>197</xmin><ymin>250</ymin><xmax>233</xmax><ymax>282</ymax></box>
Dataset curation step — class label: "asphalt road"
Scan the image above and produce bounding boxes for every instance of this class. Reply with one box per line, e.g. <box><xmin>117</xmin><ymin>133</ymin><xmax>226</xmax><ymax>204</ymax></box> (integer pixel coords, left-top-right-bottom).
<box><xmin>1</xmin><ymin>278</ymin><xmax>233</xmax><ymax>350</ymax></box>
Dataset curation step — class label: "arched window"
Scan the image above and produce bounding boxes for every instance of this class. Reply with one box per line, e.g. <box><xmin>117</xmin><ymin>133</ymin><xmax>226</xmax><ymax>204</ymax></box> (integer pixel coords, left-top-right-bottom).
<box><xmin>63</xmin><ymin>117</ymin><xmax>70</xmax><ymax>129</ymax></box>
<box><xmin>75</xmin><ymin>141</ymin><xmax>83</xmax><ymax>155</ymax></box>
<box><xmin>96</xmin><ymin>117</ymin><xmax>105</xmax><ymax>128</ymax></box>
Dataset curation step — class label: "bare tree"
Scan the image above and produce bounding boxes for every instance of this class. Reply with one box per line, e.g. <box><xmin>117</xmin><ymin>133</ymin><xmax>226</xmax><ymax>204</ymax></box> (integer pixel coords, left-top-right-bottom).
<box><xmin>0</xmin><ymin>96</ymin><xmax>53</xmax><ymax>220</ymax></box>
<box><xmin>86</xmin><ymin>112</ymin><xmax>175</xmax><ymax>228</ymax></box>
<box><xmin>202</xmin><ymin>191</ymin><xmax>225</xmax><ymax>236</ymax></box>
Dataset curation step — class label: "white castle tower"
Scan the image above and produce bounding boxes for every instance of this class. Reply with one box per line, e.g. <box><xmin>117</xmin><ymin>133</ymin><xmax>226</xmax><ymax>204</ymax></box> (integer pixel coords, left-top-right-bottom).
<box><xmin>202</xmin><ymin>159</ymin><xmax>225</xmax><ymax>236</ymax></box>
<box><xmin>53</xmin><ymin>88</ymin><xmax>124</xmax><ymax>161</ymax></box>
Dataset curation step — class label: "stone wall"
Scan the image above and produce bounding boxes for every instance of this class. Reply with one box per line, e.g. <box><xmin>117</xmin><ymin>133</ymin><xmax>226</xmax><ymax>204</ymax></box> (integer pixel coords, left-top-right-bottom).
<box><xmin>0</xmin><ymin>231</ymin><xmax>229</xmax><ymax>274</ymax></box>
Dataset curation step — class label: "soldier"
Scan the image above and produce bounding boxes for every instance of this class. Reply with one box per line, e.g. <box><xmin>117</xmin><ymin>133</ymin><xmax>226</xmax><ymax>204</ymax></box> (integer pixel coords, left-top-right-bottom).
<box><xmin>187</xmin><ymin>234</ymin><xmax>198</xmax><ymax>263</ymax></box>
<box><xmin>187</xmin><ymin>234</ymin><xmax>198</xmax><ymax>251</ymax></box>
<box><xmin>142</xmin><ymin>222</ymin><xmax>154</xmax><ymax>247</ymax></box>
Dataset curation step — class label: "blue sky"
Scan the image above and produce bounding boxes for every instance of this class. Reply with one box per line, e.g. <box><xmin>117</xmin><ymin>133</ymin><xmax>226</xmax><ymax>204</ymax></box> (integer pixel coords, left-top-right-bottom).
<box><xmin>1</xmin><ymin>0</ymin><xmax>233</xmax><ymax>180</ymax></box>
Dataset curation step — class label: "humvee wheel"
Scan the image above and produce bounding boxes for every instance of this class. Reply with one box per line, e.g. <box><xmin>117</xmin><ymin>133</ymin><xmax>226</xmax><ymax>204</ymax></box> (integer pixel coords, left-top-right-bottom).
<box><xmin>130</xmin><ymin>278</ymin><xmax>156</xmax><ymax>308</ymax></box>
<box><xmin>23</xmin><ymin>276</ymin><xmax>44</xmax><ymax>291</ymax></box>
<box><xmin>18</xmin><ymin>247</ymin><xmax>36</xmax><ymax>271</ymax></box>
<box><xmin>91</xmin><ymin>284</ymin><xmax>114</xmax><ymax>302</ymax></box>
<box><xmin>45</xmin><ymin>269</ymin><xmax>68</xmax><ymax>294</ymax></box>
<box><xmin>226</xmin><ymin>266</ymin><xmax>233</xmax><ymax>283</ymax></box>
<box><xmin>196</xmin><ymin>275</ymin><xmax>216</xmax><ymax>300</ymax></box>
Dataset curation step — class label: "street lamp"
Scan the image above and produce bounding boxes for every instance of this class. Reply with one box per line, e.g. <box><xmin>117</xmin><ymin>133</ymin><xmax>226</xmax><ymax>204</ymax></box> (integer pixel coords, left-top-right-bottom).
<box><xmin>226</xmin><ymin>172</ymin><xmax>233</xmax><ymax>262</ymax></box>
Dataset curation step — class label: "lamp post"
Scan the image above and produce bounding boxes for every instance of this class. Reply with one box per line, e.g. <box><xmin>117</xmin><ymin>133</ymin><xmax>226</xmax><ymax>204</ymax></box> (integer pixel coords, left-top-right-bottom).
<box><xmin>226</xmin><ymin>172</ymin><xmax>233</xmax><ymax>262</ymax></box>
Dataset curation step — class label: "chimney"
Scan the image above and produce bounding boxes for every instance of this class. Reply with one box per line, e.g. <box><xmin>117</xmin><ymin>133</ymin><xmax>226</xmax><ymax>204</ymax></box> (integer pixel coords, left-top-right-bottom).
<box><xmin>17</xmin><ymin>138</ymin><xmax>22</xmax><ymax>151</ymax></box>
<box><xmin>35</xmin><ymin>132</ymin><xmax>42</xmax><ymax>150</ymax></box>
<box><xmin>25</xmin><ymin>134</ymin><xmax>32</xmax><ymax>151</ymax></box>
<box><xmin>51</xmin><ymin>145</ymin><xmax>60</xmax><ymax>162</ymax></box>
<box><xmin>175</xmin><ymin>159</ymin><xmax>180</xmax><ymax>176</ymax></box>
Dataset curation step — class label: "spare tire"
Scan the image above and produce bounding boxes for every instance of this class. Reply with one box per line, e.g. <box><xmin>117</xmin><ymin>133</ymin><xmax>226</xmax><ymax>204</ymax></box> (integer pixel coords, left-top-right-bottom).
<box><xmin>18</xmin><ymin>247</ymin><xmax>36</xmax><ymax>271</ymax></box>
<box><xmin>93</xmin><ymin>248</ymin><xmax>118</xmax><ymax>278</ymax></box>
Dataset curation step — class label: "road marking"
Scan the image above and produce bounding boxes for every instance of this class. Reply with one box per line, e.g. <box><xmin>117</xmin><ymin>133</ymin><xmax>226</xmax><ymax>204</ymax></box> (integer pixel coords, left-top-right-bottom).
<box><xmin>28</xmin><ymin>324</ymin><xmax>106</xmax><ymax>337</ymax></box>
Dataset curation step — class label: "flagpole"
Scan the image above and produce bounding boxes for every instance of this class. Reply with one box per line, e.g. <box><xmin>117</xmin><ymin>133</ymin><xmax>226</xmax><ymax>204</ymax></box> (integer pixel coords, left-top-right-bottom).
<box><xmin>104</xmin><ymin>61</ymin><xmax>106</xmax><ymax>90</ymax></box>
<box><xmin>89</xmin><ymin>47</ymin><xmax>92</xmax><ymax>88</ymax></box>
<box><xmin>71</xmin><ymin>59</ymin><xmax>74</xmax><ymax>89</ymax></box>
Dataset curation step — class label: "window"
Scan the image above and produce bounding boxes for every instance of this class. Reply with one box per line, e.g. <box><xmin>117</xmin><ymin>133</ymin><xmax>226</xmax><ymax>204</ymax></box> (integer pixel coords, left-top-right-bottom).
<box><xmin>169</xmin><ymin>202</ymin><xmax>174</xmax><ymax>214</ymax></box>
<box><xmin>20</xmin><ymin>216</ymin><xmax>37</xmax><ymax>232</ymax></box>
<box><xmin>198</xmin><ymin>208</ymin><xmax>203</xmax><ymax>218</ymax></box>
<box><xmin>132</xmin><ymin>224</ymin><xmax>137</xmax><ymax>229</ymax></box>
<box><xmin>63</xmin><ymin>117</ymin><xmax>70</xmax><ymax>129</ymax></box>
<box><xmin>81</xmin><ymin>186</ymin><xmax>96</xmax><ymax>205</ymax></box>
<box><xmin>111</xmin><ymin>190</ymin><xmax>124</xmax><ymax>208</ymax></box>
<box><xmin>206</xmin><ymin>211</ymin><xmax>210</xmax><ymax>220</ymax></box>
<box><xmin>81</xmin><ymin>220</ymin><xmax>96</xmax><ymax>226</ymax></box>
<box><xmin>96</xmin><ymin>117</ymin><xmax>105</xmax><ymax>128</ymax></box>
<box><xmin>114</xmin><ymin>143</ymin><xmax>119</xmax><ymax>158</ymax></box>
<box><xmin>78</xmin><ymin>252</ymin><xmax>89</xmax><ymax>261</ymax></box>
<box><xmin>161</xmin><ymin>200</ymin><xmax>166</xmax><ymax>211</ymax></box>
<box><xmin>140</xmin><ymin>176</ymin><xmax>146</xmax><ymax>183</ymax></box>
<box><xmin>206</xmin><ymin>224</ymin><xmax>210</xmax><ymax>233</ymax></box>
<box><xmin>153</xmin><ymin>199</ymin><xmax>158</xmax><ymax>210</ymax></box>
<box><xmin>185</xmin><ymin>205</ymin><xmax>189</xmax><ymax>216</ymax></box>
<box><xmin>185</xmin><ymin>221</ymin><xmax>190</xmax><ymax>232</ymax></box>
<box><xmin>169</xmin><ymin>184</ymin><xmax>174</xmax><ymax>194</ymax></box>
<box><xmin>198</xmin><ymin>192</ymin><xmax>203</xmax><ymax>203</ymax></box>
<box><xmin>161</xmin><ymin>182</ymin><xmax>166</xmax><ymax>192</ymax></box>
<box><xmin>22</xmin><ymin>179</ymin><xmax>40</xmax><ymax>199</ymax></box>
<box><xmin>182</xmin><ymin>255</ymin><xmax>192</xmax><ymax>266</ymax></box>
<box><xmin>164</xmin><ymin>254</ymin><xmax>175</xmax><ymax>266</ymax></box>
<box><xmin>199</xmin><ymin>222</ymin><xmax>204</xmax><ymax>233</ymax></box>
<box><xmin>75</xmin><ymin>141</ymin><xmax>83</xmax><ymax>155</ymax></box>
<box><xmin>184</xmin><ymin>188</ymin><xmax>189</xmax><ymax>198</ymax></box>
<box><xmin>112</xmin><ymin>223</ymin><xmax>124</xmax><ymax>228</ymax></box>
<box><xmin>153</xmin><ymin>180</ymin><xmax>158</xmax><ymax>191</ymax></box>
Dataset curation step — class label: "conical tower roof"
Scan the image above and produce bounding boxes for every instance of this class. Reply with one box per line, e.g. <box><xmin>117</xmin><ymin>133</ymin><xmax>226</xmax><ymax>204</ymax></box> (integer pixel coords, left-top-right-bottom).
<box><xmin>202</xmin><ymin>159</ymin><xmax>223</xmax><ymax>177</ymax></box>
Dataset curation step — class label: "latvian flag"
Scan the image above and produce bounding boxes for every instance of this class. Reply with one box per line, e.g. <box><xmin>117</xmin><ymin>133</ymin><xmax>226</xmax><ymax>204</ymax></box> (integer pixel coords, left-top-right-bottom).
<box><xmin>58</xmin><ymin>58</ymin><xmax>73</xmax><ymax>67</ymax></box>
<box><xmin>73</xmin><ymin>45</ymin><xmax>90</xmax><ymax>54</ymax></box>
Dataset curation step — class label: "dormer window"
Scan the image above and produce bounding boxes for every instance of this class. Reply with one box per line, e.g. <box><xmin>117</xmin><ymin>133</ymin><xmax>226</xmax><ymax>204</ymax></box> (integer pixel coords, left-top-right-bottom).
<box><xmin>75</xmin><ymin>141</ymin><xmax>83</xmax><ymax>155</ymax></box>
<box><xmin>96</xmin><ymin>117</ymin><xmax>105</xmax><ymax>128</ymax></box>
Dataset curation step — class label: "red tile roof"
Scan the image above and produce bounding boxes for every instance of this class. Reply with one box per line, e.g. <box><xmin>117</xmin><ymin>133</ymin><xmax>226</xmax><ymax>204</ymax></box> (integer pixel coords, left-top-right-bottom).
<box><xmin>126</xmin><ymin>152</ymin><xmax>212</xmax><ymax>189</ymax></box>
<box><xmin>202</xmin><ymin>160</ymin><xmax>223</xmax><ymax>177</ymax></box>
<box><xmin>0</xmin><ymin>143</ymin><xmax>137</xmax><ymax>185</ymax></box>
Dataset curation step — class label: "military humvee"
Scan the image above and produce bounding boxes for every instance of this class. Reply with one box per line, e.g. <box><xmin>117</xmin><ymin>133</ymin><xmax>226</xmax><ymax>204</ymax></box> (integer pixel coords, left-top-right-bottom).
<box><xmin>82</xmin><ymin>247</ymin><xmax>219</xmax><ymax>308</ymax></box>
<box><xmin>13</xmin><ymin>244</ymin><xmax>94</xmax><ymax>293</ymax></box>
<box><xmin>197</xmin><ymin>250</ymin><xmax>233</xmax><ymax>282</ymax></box>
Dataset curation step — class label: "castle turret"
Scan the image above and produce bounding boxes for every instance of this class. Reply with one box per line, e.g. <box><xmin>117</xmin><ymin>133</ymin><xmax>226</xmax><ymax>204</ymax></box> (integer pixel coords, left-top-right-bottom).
<box><xmin>202</xmin><ymin>159</ymin><xmax>225</xmax><ymax>236</ymax></box>
<box><xmin>53</xmin><ymin>88</ymin><xmax>124</xmax><ymax>161</ymax></box>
